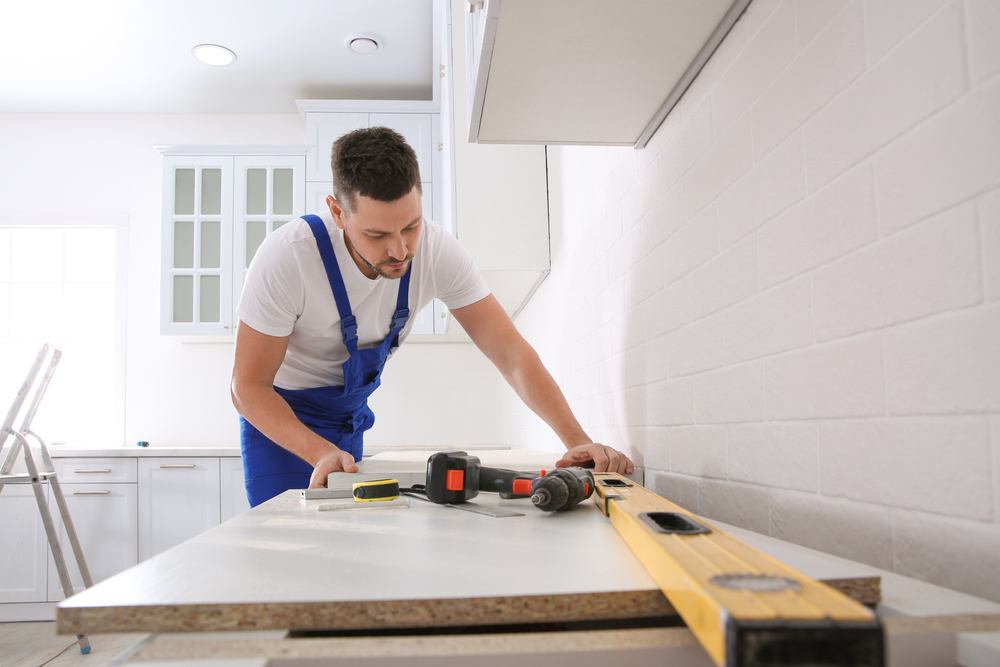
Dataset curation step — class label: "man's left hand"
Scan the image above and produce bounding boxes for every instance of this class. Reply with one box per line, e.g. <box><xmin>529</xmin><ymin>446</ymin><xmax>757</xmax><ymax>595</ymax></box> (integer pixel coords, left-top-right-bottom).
<box><xmin>556</xmin><ymin>443</ymin><xmax>633</xmax><ymax>475</ymax></box>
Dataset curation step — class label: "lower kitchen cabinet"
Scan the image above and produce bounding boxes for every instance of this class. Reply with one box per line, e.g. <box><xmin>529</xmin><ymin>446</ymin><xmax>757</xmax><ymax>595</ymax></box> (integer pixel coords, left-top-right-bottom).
<box><xmin>0</xmin><ymin>484</ymin><xmax>49</xmax><ymax>603</ymax></box>
<box><xmin>138</xmin><ymin>458</ymin><xmax>221</xmax><ymax>561</ymax></box>
<box><xmin>220</xmin><ymin>456</ymin><xmax>251</xmax><ymax>522</ymax></box>
<box><xmin>1</xmin><ymin>454</ymin><xmax>249</xmax><ymax>616</ymax></box>
<box><xmin>47</xmin><ymin>483</ymin><xmax>138</xmax><ymax>601</ymax></box>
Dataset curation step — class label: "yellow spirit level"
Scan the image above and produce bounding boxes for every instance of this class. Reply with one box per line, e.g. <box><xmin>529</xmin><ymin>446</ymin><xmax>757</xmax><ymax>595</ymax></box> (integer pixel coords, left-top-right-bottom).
<box><xmin>352</xmin><ymin>479</ymin><xmax>400</xmax><ymax>502</ymax></box>
<box><xmin>593</xmin><ymin>473</ymin><xmax>883</xmax><ymax>667</ymax></box>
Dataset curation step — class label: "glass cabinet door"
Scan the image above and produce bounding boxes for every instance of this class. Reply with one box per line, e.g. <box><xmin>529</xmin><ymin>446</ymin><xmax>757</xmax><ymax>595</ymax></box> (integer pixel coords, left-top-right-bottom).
<box><xmin>160</xmin><ymin>156</ymin><xmax>233</xmax><ymax>336</ymax></box>
<box><xmin>232</xmin><ymin>156</ymin><xmax>305</xmax><ymax>312</ymax></box>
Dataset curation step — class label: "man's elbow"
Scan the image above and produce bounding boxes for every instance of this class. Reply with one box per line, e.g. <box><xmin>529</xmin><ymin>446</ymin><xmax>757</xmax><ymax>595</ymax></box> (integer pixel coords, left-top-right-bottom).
<box><xmin>231</xmin><ymin>380</ymin><xmax>246</xmax><ymax>417</ymax></box>
<box><xmin>231</xmin><ymin>383</ymin><xmax>242</xmax><ymax>414</ymax></box>
<box><xmin>230</xmin><ymin>374</ymin><xmax>257</xmax><ymax>417</ymax></box>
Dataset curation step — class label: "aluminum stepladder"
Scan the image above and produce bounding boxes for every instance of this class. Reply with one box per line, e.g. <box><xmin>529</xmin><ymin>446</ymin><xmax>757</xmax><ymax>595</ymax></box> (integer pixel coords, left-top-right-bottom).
<box><xmin>0</xmin><ymin>344</ymin><xmax>94</xmax><ymax>654</ymax></box>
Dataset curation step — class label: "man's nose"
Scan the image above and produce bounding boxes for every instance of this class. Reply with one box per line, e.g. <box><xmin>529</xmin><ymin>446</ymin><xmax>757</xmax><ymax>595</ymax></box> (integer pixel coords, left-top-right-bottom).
<box><xmin>387</xmin><ymin>235</ymin><xmax>407</xmax><ymax>260</ymax></box>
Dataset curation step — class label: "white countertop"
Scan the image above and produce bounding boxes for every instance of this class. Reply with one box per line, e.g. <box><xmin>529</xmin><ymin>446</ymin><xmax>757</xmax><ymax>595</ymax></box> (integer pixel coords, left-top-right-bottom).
<box><xmin>44</xmin><ymin>444</ymin><xmax>517</xmax><ymax>458</ymax></box>
<box><xmin>62</xmin><ymin>489</ymin><xmax>655</xmax><ymax>608</ymax></box>
<box><xmin>47</xmin><ymin>447</ymin><xmax>243</xmax><ymax>458</ymax></box>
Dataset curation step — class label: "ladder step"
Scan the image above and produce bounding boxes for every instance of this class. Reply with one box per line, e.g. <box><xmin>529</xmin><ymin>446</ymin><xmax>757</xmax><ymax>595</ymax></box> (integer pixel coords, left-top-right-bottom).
<box><xmin>0</xmin><ymin>471</ymin><xmax>57</xmax><ymax>483</ymax></box>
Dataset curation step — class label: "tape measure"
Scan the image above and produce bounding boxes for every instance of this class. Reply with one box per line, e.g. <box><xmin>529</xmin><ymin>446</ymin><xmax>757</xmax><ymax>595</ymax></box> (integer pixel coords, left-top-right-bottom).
<box><xmin>593</xmin><ymin>473</ymin><xmax>884</xmax><ymax>667</ymax></box>
<box><xmin>352</xmin><ymin>479</ymin><xmax>400</xmax><ymax>502</ymax></box>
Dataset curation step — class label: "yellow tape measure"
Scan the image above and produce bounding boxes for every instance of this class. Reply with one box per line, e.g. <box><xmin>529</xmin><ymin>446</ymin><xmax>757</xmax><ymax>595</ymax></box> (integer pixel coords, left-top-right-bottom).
<box><xmin>352</xmin><ymin>479</ymin><xmax>400</xmax><ymax>502</ymax></box>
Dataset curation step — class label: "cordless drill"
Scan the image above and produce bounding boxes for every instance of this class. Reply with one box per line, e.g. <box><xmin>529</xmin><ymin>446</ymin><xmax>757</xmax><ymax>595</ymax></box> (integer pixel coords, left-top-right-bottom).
<box><xmin>423</xmin><ymin>451</ymin><xmax>594</xmax><ymax>512</ymax></box>
<box><xmin>424</xmin><ymin>451</ymin><xmax>535</xmax><ymax>503</ymax></box>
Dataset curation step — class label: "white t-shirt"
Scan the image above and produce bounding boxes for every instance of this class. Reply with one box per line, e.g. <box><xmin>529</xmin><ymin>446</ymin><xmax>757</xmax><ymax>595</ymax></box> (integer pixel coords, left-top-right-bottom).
<box><xmin>237</xmin><ymin>212</ymin><xmax>490</xmax><ymax>390</ymax></box>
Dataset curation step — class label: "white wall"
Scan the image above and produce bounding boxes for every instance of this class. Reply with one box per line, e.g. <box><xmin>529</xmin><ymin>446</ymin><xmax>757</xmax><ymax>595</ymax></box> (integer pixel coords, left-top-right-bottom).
<box><xmin>501</xmin><ymin>0</ymin><xmax>1000</xmax><ymax>601</ymax></box>
<box><xmin>0</xmin><ymin>113</ymin><xmax>501</xmax><ymax>450</ymax></box>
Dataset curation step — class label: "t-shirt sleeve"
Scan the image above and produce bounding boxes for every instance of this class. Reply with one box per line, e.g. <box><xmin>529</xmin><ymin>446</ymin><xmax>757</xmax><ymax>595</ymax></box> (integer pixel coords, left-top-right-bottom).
<box><xmin>236</xmin><ymin>233</ymin><xmax>304</xmax><ymax>337</ymax></box>
<box><xmin>431</xmin><ymin>227</ymin><xmax>491</xmax><ymax>309</ymax></box>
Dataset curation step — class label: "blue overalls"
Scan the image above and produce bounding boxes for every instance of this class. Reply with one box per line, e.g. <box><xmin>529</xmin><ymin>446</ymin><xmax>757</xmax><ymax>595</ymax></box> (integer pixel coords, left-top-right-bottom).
<box><xmin>239</xmin><ymin>214</ymin><xmax>411</xmax><ymax>507</ymax></box>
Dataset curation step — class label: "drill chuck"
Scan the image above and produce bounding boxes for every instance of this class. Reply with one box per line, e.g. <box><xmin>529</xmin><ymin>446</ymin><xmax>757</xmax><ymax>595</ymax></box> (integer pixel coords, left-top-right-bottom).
<box><xmin>530</xmin><ymin>467</ymin><xmax>595</xmax><ymax>512</ymax></box>
<box><xmin>530</xmin><ymin>479</ymin><xmax>568</xmax><ymax>511</ymax></box>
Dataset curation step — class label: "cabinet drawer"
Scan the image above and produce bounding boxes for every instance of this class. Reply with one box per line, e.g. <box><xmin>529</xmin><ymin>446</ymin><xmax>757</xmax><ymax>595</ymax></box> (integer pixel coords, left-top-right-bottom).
<box><xmin>138</xmin><ymin>458</ymin><xmax>221</xmax><ymax>561</ymax></box>
<box><xmin>47</xmin><ymin>483</ymin><xmax>138</xmax><ymax>601</ymax></box>
<box><xmin>52</xmin><ymin>458</ymin><xmax>137</xmax><ymax>483</ymax></box>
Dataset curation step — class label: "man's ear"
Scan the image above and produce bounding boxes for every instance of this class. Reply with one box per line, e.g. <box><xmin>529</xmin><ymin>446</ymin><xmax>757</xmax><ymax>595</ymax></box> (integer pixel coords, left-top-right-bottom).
<box><xmin>327</xmin><ymin>195</ymin><xmax>348</xmax><ymax>230</ymax></box>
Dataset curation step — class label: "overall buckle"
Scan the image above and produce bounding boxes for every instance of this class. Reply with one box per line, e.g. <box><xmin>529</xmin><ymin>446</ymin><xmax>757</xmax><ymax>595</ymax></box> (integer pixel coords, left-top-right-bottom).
<box><xmin>340</xmin><ymin>315</ymin><xmax>358</xmax><ymax>344</ymax></box>
<box><xmin>390</xmin><ymin>308</ymin><xmax>410</xmax><ymax>330</ymax></box>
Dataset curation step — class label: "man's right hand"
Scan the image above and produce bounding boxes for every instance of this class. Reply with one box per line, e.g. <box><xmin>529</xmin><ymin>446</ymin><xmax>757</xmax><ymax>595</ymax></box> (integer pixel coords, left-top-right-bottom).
<box><xmin>232</xmin><ymin>323</ymin><xmax>361</xmax><ymax>490</ymax></box>
<box><xmin>308</xmin><ymin>447</ymin><xmax>360</xmax><ymax>488</ymax></box>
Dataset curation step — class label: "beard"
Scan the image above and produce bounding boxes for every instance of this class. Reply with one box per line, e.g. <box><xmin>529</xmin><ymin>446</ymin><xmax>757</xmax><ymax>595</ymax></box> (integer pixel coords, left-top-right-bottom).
<box><xmin>362</xmin><ymin>254</ymin><xmax>413</xmax><ymax>280</ymax></box>
<box><xmin>342</xmin><ymin>227</ymin><xmax>414</xmax><ymax>280</ymax></box>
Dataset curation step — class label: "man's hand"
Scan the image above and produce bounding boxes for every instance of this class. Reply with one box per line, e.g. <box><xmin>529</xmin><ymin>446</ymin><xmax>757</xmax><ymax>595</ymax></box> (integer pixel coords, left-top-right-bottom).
<box><xmin>556</xmin><ymin>443</ymin><xmax>634</xmax><ymax>475</ymax></box>
<box><xmin>308</xmin><ymin>447</ymin><xmax>360</xmax><ymax>488</ymax></box>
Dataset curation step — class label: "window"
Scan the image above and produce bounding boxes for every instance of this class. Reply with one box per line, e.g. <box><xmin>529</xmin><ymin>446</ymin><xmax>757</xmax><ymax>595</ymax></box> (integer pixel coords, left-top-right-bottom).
<box><xmin>0</xmin><ymin>215</ymin><xmax>127</xmax><ymax>447</ymax></box>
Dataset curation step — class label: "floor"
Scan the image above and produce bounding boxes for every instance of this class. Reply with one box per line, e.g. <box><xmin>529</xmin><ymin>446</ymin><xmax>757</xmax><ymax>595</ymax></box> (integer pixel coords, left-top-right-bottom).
<box><xmin>0</xmin><ymin>623</ymin><xmax>148</xmax><ymax>667</ymax></box>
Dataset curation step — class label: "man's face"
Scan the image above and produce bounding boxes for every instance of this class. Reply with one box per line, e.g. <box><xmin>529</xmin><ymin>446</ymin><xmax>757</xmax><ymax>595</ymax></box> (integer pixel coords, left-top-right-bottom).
<box><xmin>327</xmin><ymin>186</ymin><xmax>422</xmax><ymax>280</ymax></box>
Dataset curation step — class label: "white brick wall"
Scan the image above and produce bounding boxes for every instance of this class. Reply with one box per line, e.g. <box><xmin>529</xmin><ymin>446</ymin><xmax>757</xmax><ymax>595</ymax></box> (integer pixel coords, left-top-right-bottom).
<box><xmin>758</xmin><ymin>163</ymin><xmax>878</xmax><ymax>289</ymax></box>
<box><xmin>984</xmin><ymin>191</ymin><xmax>1000</xmax><ymax>302</ymax></box>
<box><xmin>728</xmin><ymin>422</ymin><xmax>818</xmax><ymax>492</ymax></box>
<box><xmin>765</xmin><ymin>334</ymin><xmax>885</xmax><ymax>419</ymax></box>
<box><xmin>804</xmin><ymin>2</ymin><xmax>968</xmax><ymax>191</ymax></box>
<box><xmin>502</xmin><ymin>0</ymin><xmax>1000</xmax><ymax>602</ymax></box>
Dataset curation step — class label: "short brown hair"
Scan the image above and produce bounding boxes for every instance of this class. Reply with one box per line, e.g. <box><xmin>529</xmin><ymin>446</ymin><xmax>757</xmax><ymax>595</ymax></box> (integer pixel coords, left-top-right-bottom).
<box><xmin>330</xmin><ymin>127</ymin><xmax>422</xmax><ymax>215</ymax></box>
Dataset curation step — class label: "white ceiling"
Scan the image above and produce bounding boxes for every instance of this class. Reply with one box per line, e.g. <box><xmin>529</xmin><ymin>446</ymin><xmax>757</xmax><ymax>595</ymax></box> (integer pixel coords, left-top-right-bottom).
<box><xmin>0</xmin><ymin>0</ymin><xmax>434</xmax><ymax>113</ymax></box>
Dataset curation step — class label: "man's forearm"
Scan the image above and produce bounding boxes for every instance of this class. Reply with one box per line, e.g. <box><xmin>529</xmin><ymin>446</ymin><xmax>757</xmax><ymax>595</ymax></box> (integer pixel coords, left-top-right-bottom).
<box><xmin>450</xmin><ymin>295</ymin><xmax>632</xmax><ymax>475</ymax></box>
<box><xmin>231</xmin><ymin>322</ymin><xmax>359</xmax><ymax>487</ymax></box>
<box><xmin>500</xmin><ymin>345</ymin><xmax>592</xmax><ymax>450</ymax></box>
<box><xmin>231</xmin><ymin>382</ymin><xmax>339</xmax><ymax>466</ymax></box>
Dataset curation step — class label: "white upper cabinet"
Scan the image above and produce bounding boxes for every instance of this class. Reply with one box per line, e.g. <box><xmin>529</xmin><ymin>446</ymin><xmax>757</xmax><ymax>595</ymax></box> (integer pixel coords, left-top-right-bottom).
<box><xmin>158</xmin><ymin>148</ymin><xmax>306</xmax><ymax>338</ymax></box>
<box><xmin>449</xmin><ymin>0</ymin><xmax>550</xmax><ymax>322</ymax></box>
<box><xmin>160</xmin><ymin>155</ymin><xmax>235</xmax><ymax>336</ymax></box>
<box><xmin>465</xmin><ymin>0</ymin><xmax>749</xmax><ymax>147</ymax></box>
<box><xmin>233</xmin><ymin>155</ymin><xmax>306</xmax><ymax>312</ymax></box>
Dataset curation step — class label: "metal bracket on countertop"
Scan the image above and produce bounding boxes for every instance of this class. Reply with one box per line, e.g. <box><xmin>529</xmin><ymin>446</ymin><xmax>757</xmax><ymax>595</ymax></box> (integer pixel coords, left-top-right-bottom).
<box><xmin>301</xmin><ymin>488</ymin><xmax>353</xmax><ymax>501</ymax></box>
<box><xmin>401</xmin><ymin>490</ymin><xmax>524</xmax><ymax>518</ymax></box>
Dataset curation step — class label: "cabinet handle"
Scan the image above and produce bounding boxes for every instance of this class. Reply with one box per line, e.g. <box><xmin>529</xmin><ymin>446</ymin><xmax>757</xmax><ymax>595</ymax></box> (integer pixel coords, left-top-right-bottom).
<box><xmin>74</xmin><ymin>469</ymin><xmax>112</xmax><ymax>474</ymax></box>
<box><xmin>73</xmin><ymin>490</ymin><xmax>111</xmax><ymax>495</ymax></box>
<box><xmin>160</xmin><ymin>464</ymin><xmax>196</xmax><ymax>469</ymax></box>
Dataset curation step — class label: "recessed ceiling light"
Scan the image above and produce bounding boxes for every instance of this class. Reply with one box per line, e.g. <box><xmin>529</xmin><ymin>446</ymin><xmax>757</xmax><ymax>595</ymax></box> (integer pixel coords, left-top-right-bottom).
<box><xmin>345</xmin><ymin>33</ymin><xmax>383</xmax><ymax>56</ymax></box>
<box><xmin>192</xmin><ymin>44</ymin><xmax>236</xmax><ymax>66</ymax></box>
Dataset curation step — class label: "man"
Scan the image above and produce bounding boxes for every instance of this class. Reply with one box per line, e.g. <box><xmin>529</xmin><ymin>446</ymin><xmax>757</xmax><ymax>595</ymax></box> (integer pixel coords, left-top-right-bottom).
<box><xmin>231</xmin><ymin>127</ymin><xmax>633</xmax><ymax>506</ymax></box>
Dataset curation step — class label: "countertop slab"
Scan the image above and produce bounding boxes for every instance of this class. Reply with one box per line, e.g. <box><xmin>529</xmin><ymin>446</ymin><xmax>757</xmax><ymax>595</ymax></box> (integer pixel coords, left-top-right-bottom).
<box><xmin>47</xmin><ymin>447</ymin><xmax>243</xmax><ymax>458</ymax></box>
<box><xmin>44</xmin><ymin>444</ymin><xmax>521</xmax><ymax>459</ymax></box>
<box><xmin>59</xmin><ymin>487</ymin><xmax>890</xmax><ymax>636</ymax></box>
<box><xmin>58</xmin><ymin>488</ymin><xmax>662</xmax><ymax>634</ymax></box>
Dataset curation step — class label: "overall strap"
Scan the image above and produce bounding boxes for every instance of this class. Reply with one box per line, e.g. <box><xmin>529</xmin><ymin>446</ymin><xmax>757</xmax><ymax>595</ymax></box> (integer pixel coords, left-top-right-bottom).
<box><xmin>386</xmin><ymin>265</ymin><xmax>412</xmax><ymax>350</ymax></box>
<box><xmin>303</xmin><ymin>215</ymin><xmax>358</xmax><ymax>355</ymax></box>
